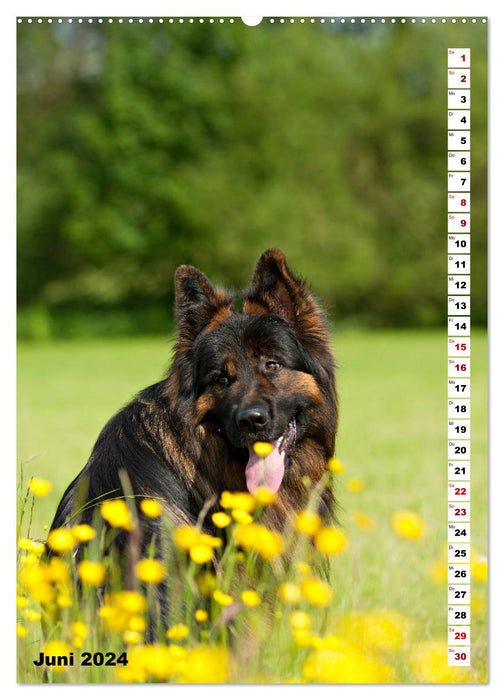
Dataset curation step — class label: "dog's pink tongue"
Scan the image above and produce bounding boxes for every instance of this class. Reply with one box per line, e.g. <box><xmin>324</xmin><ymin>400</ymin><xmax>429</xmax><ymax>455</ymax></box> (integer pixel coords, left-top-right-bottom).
<box><xmin>245</xmin><ymin>439</ymin><xmax>285</xmax><ymax>494</ymax></box>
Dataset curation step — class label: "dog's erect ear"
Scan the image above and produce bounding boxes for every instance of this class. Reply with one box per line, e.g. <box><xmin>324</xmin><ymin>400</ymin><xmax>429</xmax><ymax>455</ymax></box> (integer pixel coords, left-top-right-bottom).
<box><xmin>175</xmin><ymin>265</ymin><xmax>232</xmax><ymax>343</ymax></box>
<box><xmin>244</xmin><ymin>248</ymin><xmax>330</xmax><ymax>347</ymax></box>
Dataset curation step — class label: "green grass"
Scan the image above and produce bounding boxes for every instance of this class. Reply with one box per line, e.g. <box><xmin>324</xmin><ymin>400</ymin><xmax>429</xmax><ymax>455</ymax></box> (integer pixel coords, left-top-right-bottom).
<box><xmin>333</xmin><ymin>329</ymin><xmax>487</xmax><ymax>667</ymax></box>
<box><xmin>16</xmin><ymin>329</ymin><xmax>488</xmax><ymax>682</ymax></box>
<box><xmin>17</xmin><ymin>336</ymin><xmax>175</xmax><ymax>534</ymax></box>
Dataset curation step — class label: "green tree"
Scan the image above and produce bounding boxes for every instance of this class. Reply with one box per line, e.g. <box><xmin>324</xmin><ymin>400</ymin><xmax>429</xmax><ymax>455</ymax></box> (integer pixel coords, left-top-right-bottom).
<box><xmin>17</xmin><ymin>20</ymin><xmax>487</xmax><ymax>337</ymax></box>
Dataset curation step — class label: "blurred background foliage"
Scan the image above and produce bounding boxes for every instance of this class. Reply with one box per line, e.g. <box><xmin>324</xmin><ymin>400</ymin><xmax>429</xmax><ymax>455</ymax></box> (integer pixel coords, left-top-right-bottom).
<box><xmin>17</xmin><ymin>19</ymin><xmax>487</xmax><ymax>339</ymax></box>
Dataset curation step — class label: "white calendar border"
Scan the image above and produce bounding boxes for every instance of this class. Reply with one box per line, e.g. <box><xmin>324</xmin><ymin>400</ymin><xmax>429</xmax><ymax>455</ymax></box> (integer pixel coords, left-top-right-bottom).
<box><xmin>4</xmin><ymin>3</ymin><xmax>499</xmax><ymax>697</ymax></box>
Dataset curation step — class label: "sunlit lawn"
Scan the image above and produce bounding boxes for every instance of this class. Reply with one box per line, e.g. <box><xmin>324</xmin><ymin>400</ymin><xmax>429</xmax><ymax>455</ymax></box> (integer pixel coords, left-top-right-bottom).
<box><xmin>16</xmin><ymin>329</ymin><xmax>488</xmax><ymax>683</ymax></box>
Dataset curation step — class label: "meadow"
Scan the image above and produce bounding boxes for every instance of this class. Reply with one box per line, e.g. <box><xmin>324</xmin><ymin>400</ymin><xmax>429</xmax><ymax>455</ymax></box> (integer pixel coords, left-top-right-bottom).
<box><xmin>16</xmin><ymin>329</ymin><xmax>488</xmax><ymax>683</ymax></box>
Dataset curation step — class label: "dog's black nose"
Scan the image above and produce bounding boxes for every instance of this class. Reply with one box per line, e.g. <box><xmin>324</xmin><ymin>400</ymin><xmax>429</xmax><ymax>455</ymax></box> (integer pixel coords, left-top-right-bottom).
<box><xmin>236</xmin><ymin>406</ymin><xmax>269</xmax><ymax>432</ymax></box>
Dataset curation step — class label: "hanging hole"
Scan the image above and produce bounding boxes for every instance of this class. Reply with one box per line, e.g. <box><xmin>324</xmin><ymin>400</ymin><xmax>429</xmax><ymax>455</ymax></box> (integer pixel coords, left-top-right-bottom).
<box><xmin>241</xmin><ymin>16</ymin><xmax>263</xmax><ymax>26</ymax></box>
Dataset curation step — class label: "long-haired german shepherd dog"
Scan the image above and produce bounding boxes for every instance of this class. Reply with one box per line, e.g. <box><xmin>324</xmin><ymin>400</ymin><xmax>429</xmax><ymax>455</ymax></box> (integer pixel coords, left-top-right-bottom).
<box><xmin>49</xmin><ymin>248</ymin><xmax>337</xmax><ymax>561</ymax></box>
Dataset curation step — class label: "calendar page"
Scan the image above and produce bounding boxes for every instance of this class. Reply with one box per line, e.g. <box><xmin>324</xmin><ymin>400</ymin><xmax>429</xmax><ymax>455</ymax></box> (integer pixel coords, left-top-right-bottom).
<box><xmin>16</xmin><ymin>13</ymin><xmax>488</xmax><ymax>685</ymax></box>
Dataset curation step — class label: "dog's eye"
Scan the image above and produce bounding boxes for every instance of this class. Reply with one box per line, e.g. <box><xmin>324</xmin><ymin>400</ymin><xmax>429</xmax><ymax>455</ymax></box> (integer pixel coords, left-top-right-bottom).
<box><xmin>217</xmin><ymin>375</ymin><xmax>230</xmax><ymax>386</ymax></box>
<box><xmin>265</xmin><ymin>360</ymin><xmax>283</xmax><ymax>372</ymax></box>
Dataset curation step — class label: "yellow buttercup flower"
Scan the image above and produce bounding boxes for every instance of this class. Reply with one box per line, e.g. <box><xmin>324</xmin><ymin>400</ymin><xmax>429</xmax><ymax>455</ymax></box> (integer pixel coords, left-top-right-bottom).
<box><xmin>140</xmin><ymin>499</ymin><xmax>163</xmax><ymax>518</ymax></box>
<box><xmin>28</xmin><ymin>477</ymin><xmax>52</xmax><ymax>497</ymax></box>
<box><xmin>42</xmin><ymin>641</ymin><xmax>72</xmax><ymax>673</ymax></box>
<box><xmin>176</xmin><ymin>645</ymin><xmax>230</xmax><ymax>683</ymax></box>
<box><xmin>18</xmin><ymin>537</ymin><xmax>46</xmax><ymax>554</ymax></box>
<box><xmin>409</xmin><ymin>640</ymin><xmax>471</xmax><ymax>683</ymax></box>
<box><xmin>23</xmin><ymin>608</ymin><xmax>42</xmax><ymax>622</ymax></box>
<box><xmin>300</xmin><ymin>578</ymin><xmax>333</xmax><ymax>607</ymax></box>
<box><xmin>123</xmin><ymin>630</ymin><xmax>143</xmax><ymax>645</ymax></box>
<box><xmin>254</xmin><ymin>486</ymin><xmax>277</xmax><ymax>506</ymax></box>
<box><xmin>17</xmin><ymin>624</ymin><xmax>28</xmax><ymax>638</ymax></box>
<box><xmin>126</xmin><ymin>643</ymin><xmax>185</xmax><ymax>681</ymax></box>
<box><xmin>77</xmin><ymin>561</ymin><xmax>106</xmax><ymax>587</ymax></box>
<box><xmin>190</xmin><ymin>544</ymin><xmax>214</xmax><ymax>564</ymax></box>
<box><xmin>56</xmin><ymin>594</ymin><xmax>73</xmax><ymax>608</ymax></box>
<box><xmin>292</xmin><ymin>629</ymin><xmax>320</xmax><ymax>647</ymax></box>
<box><xmin>174</xmin><ymin>525</ymin><xmax>201</xmax><ymax>550</ymax></box>
<box><xmin>392</xmin><ymin>511</ymin><xmax>425</xmax><ymax>540</ymax></box>
<box><xmin>295</xmin><ymin>511</ymin><xmax>322</xmax><ymax>536</ymax></box>
<box><xmin>199</xmin><ymin>534</ymin><xmax>222</xmax><ymax>548</ymax></box>
<box><xmin>47</xmin><ymin>556</ymin><xmax>71</xmax><ymax>583</ymax></box>
<box><xmin>289</xmin><ymin>610</ymin><xmax>312</xmax><ymax>631</ymax></box>
<box><xmin>19</xmin><ymin>553</ymin><xmax>39</xmax><ymax>567</ymax></box>
<box><xmin>220</xmin><ymin>491</ymin><xmax>256</xmax><ymax>512</ymax></box>
<box><xmin>303</xmin><ymin>644</ymin><xmax>394</xmax><ymax>683</ymax></box>
<box><xmin>166</xmin><ymin>623</ymin><xmax>190</xmax><ymax>640</ymax></box>
<box><xmin>327</xmin><ymin>457</ymin><xmax>345</xmax><ymax>474</ymax></box>
<box><xmin>46</xmin><ymin>528</ymin><xmax>76</xmax><ymax>553</ymax></box>
<box><xmin>18</xmin><ymin>562</ymin><xmax>55</xmax><ymax>605</ymax></box>
<box><xmin>128</xmin><ymin>615</ymin><xmax>146</xmax><ymax>632</ymax></box>
<box><xmin>98</xmin><ymin>592</ymin><xmax>146</xmax><ymax>633</ymax></box>
<box><xmin>72</xmin><ymin>524</ymin><xmax>96</xmax><ymax>543</ymax></box>
<box><xmin>278</xmin><ymin>582</ymin><xmax>302</xmax><ymax>604</ymax></box>
<box><xmin>195</xmin><ymin>609</ymin><xmax>208</xmax><ymax>622</ymax></box>
<box><xmin>314</xmin><ymin>526</ymin><xmax>348</xmax><ymax>555</ymax></box>
<box><xmin>72</xmin><ymin>621</ymin><xmax>88</xmax><ymax>639</ymax></box>
<box><xmin>135</xmin><ymin>559</ymin><xmax>166</xmax><ymax>584</ymax></box>
<box><xmin>241</xmin><ymin>590</ymin><xmax>261</xmax><ymax>607</ymax></box>
<box><xmin>116</xmin><ymin>664</ymin><xmax>148</xmax><ymax>683</ymax></box>
<box><xmin>231</xmin><ymin>509</ymin><xmax>254</xmax><ymax>524</ymax></box>
<box><xmin>115</xmin><ymin>591</ymin><xmax>147</xmax><ymax>614</ymax></box>
<box><xmin>100</xmin><ymin>499</ymin><xmax>133</xmax><ymax>531</ymax></box>
<box><xmin>211</xmin><ymin>511</ymin><xmax>232</xmax><ymax>528</ymax></box>
<box><xmin>174</xmin><ymin>526</ymin><xmax>221</xmax><ymax>561</ymax></box>
<box><xmin>213</xmin><ymin>590</ymin><xmax>234</xmax><ymax>606</ymax></box>
<box><xmin>337</xmin><ymin>611</ymin><xmax>412</xmax><ymax>653</ymax></box>
<box><xmin>472</xmin><ymin>555</ymin><xmax>488</xmax><ymax>582</ymax></box>
<box><xmin>234</xmin><ymin>523</ymin><xmax>283</xmax><ymax>560</ymax></box>
<box><xmin>16</xmin><ymin>595</ymin><xmax>28</xmax><ymax>609</ymax></box>
<box><xmin>253</xmin><ymin>442</ymin><xmax>274</xmax><ymax>458</ymax></box>
<box><xmin>18</xmin><ymin>552</ymin><xmax>37</xmax><ymax>572</ymax></box>
<box><xmin>99</xmin><ymin>604</ymin><xmax>130</xmax><ymax>632</ymax></box>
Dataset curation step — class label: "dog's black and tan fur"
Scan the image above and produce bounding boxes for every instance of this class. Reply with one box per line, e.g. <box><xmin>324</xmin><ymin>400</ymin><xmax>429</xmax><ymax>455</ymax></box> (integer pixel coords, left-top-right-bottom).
<box><xmin>50</xmin><ymin>249</ymin><xmax>337</xmax><ymax>556</ymax></box>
